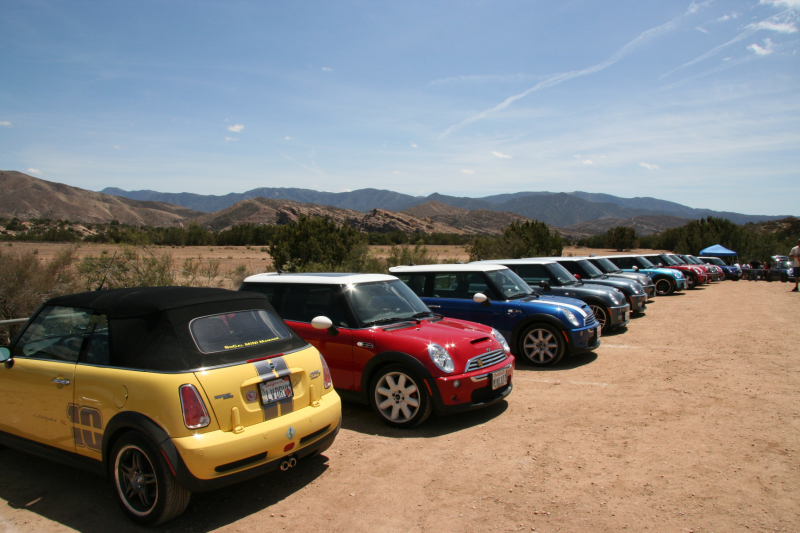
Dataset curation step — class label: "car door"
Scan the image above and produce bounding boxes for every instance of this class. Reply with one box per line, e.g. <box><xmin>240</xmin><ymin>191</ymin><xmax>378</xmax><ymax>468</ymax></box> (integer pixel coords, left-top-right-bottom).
<box><xmin>508</xmin><ymin>264</ymin><xmax>569</xmax><ymax>298</ymax></box>
<box><xmin>0</xmin><ymin>305</ymin><xmax>93</xmax><ymax>452</ymax></box>
<box><xmin>422</xmin><ymin>272</ymin><xmax>508</xmax><ymax>332</ymax></box>
<box><xmin>278</xmin><ymin>284</ymin><xmax>356</xmax><ymax>391</ymax></box>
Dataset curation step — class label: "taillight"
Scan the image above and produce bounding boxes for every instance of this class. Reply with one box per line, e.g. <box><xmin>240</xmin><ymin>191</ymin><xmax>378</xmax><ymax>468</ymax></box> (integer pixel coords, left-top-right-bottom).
<box><xmin>179</xmin><ymin>384</ymin><xmax>210</xmax><ymax>429</ymax></box>
<box><xmin>319</xmin><ymin>354</ymin><xmax>332</xmax><ymax>389</ymax></box>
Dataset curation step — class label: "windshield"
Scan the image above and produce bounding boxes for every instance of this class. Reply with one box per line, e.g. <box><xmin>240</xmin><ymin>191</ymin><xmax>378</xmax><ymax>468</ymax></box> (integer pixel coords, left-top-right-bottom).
<box><xmin>344</xmin><ymin>280</ymin><xmax>431</xmax><ymax>326</ymax></box>
<box><xmin>593</xmin><ymin>258</ymin><xmax>621</xmax><ymax>273</ymax></box>
<box><xmin>669</xmin><ymin>255</ymin><xmax>687</xmax><ymax>265</ymax></box>
<box><xmin>654</xmin><ymin>254</ymin><xmax>678</xmax><ymax>266</ymax></box>
<box><xmin>486</xmin><ymin>268</ymin><xmax>534</xmax><ymax>300</ymax></box>
<box><xmin>547</xmin><ymin>263</ymin><xmax>579</xmax><ymax>285</ymax></box>
<box><xmin>577</xmin><ymin>260</ymin><xmax>604</xmax><ymax>279</ymax></box>
<box><xmin>635</xmin><ymin>257</ymin><xmax>656</xmax><ymax>268</ymax></box>
<box><xmin>704</xmin><ymin>257</ymin><xmax>725</xmax><ymax>266</ymax></box>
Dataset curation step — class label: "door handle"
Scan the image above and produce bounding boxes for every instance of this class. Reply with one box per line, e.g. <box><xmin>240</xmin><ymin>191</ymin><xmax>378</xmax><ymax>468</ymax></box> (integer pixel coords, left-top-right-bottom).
<box><xmin>427</xmin><ymin>305</ymin><xmax>441</xmax><ymax>309</ymax></box>
<box><xmin>507</xmin><ymin>309</ymin><xmax>522</xmax><ymax>314</ymax></box>
<box><xmin>51</xmin><ymin>378</ymin><xmax>71</xmax><ymax>386</ymax></box>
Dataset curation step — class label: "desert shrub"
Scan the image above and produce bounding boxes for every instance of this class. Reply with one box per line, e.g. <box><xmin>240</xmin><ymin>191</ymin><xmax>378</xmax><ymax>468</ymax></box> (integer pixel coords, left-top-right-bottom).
<box><xmin>576</xmin><ymin>234</ymin><xmax>606</xmax><ymax>248</ymax></box>
<box><xmin>467</xmin><ymin>220</ymin><xmax>562</xmax><ymax>260</ymax></box>
<box><xmin>180</xmin><ymin>256</ymin><xmax>222</xmax><ymax>287</ymax></box>
<box><xmin>269</xmin><ymin>216</ymin><xmax>363</xmax><ymax>272</ymax></box>
<box><xmin>0</xmin><ymin>247</ymin><xmax>81</xmax><ymax>343</ymax></box>
<box><xmin>606</xmin><ymin>226</ymin><xmax>638</xmax><ymax>251</ymax></box>
<box><xmin>76</xmin><ymin>246</ymin><xmax>175</xmax><ymax>290</ymax></box>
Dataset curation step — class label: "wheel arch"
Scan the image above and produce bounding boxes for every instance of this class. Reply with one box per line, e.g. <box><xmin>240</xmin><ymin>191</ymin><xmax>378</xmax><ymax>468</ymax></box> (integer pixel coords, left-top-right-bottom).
<box><xmin>510</xmin><ymin>314</ymin><xmax>567</xmax><ymax>354</ymax></box>
<box><xmin>102</xmin><ymin>411</ymin><xmax>174</xmax><ymax>480</ymax></box>
<box><xmin>360</xmin><ymin>351</ymin><xmax>434</xmax><ymax>400</ymax></box>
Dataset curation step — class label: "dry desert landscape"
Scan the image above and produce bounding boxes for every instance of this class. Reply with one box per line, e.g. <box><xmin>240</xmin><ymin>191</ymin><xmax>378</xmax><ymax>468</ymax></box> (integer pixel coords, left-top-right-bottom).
<box><xmin>0</xmin><ymin>245</ymin><xmax>798</xmax><ymax>533</ymax></box>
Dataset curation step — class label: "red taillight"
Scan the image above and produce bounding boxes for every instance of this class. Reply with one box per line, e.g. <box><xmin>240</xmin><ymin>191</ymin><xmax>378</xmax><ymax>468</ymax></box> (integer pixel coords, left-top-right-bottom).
<box><xmin>179</xmin><ymin>384</ymin><xmax>211</xmax><ymax>429</ymax></box>
<box><xmin>319</xmin><ymin>354</ymin><xmax>332</xmax><ymax>389</ymax></box>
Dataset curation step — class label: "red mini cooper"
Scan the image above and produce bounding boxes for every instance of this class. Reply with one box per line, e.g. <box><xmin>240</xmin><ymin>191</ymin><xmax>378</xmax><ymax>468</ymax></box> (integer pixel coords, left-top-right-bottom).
<box><xmin>240</xmin><ymin>273</ymin><xmax>514</xmax><ymax>428</ymax></box>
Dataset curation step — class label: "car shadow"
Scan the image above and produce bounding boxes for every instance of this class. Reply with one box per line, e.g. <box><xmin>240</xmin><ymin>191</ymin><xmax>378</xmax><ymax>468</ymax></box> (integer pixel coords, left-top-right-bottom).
<box><xmin>0</xmin><ymin>446</ymin><xmax>330</xmax><ymax>533</ymax></box>
<box><xmin>515</xmin><ymin>351</ymin><xmax>598</xmax><ymax>371</ymax></box>
<box><xmin>601</xmin><ymin>326</ymin><xmax>627</xmax><ymax>337</ymax></box>
<box><xmin>340</xmin><ymin>399</ymin><xmax>509</xmax><ymax>438</ymax></box>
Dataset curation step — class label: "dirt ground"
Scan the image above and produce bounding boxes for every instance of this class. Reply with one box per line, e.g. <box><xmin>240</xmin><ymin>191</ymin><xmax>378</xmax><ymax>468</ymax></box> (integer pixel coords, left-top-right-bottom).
<box><xmin>1</xmin><ymin>248</ymin><xmax>798</xmax><ymax>533</ymax></box>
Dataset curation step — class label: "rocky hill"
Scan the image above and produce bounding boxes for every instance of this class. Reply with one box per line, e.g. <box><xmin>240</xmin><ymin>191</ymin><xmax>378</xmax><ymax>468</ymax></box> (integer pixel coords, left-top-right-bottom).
<box><xmin>560</xmin><ymin>215</ymin><xmax>691</xmax><ymax>238</ymax></box>
<box><xmin>403</xmin><ymin>201</ymin><xmax>530</xmax><ymax>234</ymax></box>
<box><xmin>0</xmin><ymin>171</ymin><xmax>201</xmax><ymax>225</ymax></box>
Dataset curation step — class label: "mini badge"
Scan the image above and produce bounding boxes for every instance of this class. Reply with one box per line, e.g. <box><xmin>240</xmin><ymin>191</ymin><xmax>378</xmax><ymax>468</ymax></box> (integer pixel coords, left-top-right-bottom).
<box><xmin>246</xmin><ymin>391</ymin><xmax>258</xmax><ymax>403</ymax></box>
<box><xmin>286</xmin><ymin>426</ymin><xmax>296</xmax><ymax>440</ymax></box>
<box><xmin>214</xmin><ymin>393</ymin><xmax>234</xmax><ymax>400</ymax></box>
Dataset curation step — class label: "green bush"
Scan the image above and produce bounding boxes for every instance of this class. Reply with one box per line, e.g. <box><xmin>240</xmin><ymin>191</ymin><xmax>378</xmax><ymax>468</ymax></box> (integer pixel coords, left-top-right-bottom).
<box><xmin>606</xmin><ymin>226</ymin><xmax>638</xmax><ymax>251</ymax></box>
<box><xmin>268</xmin><ymin>216</ymin><xmax>363</xmax><ymax>272</ymax></box>
<box><xmin>467</xmin><ymin>220</ymin><xmax>562</xmax><ymax>260</ymax></box>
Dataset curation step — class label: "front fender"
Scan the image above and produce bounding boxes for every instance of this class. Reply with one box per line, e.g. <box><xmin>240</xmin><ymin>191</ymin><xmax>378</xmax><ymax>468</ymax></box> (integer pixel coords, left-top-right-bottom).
<box><xmin>360</xmin><ymin>351</ymin><xmax>434</xmax><ymax>398</ymax></box>
<box><xmin>510</xmin><ymin>314</ymin><xmax>567</xmax><ymax>351</ymax></box>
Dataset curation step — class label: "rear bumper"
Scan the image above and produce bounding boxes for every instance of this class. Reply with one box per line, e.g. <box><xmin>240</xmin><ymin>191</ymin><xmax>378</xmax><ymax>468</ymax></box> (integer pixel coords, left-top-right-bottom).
<box><xmin>168</xmin><ymin>392</ymin><xmax>342</xmax><ymax>492</ymax></box>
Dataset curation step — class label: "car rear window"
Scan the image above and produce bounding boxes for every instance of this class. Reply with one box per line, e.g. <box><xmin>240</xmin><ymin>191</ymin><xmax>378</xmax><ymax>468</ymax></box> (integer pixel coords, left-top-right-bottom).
<box><xmin>190</xmin><ymin>310</ymin><xmax>293</xmax><ymax>354</ymax></box>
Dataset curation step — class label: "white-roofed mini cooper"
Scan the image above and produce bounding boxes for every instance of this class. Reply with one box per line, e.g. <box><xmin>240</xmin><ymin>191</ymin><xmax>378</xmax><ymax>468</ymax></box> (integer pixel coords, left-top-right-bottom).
<box><xmin>240</xmin><ymin>273</ymin><xmax>514</xmax><ymax>428</ymax></box>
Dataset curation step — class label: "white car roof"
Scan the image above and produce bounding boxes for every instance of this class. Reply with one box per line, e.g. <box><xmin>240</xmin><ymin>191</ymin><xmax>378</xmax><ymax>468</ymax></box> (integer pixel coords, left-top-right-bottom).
<box><xmin>473</xmin><ymin>258</ymin><xmax>557</xmax><ymax>265</ymax></box>
<box><xmin>389</xmin><ymin>263</ymin><xmax>509</xmax><ymax>273</ymax></box>
<box><xmin>243</xmin><ymin>272</ymin><xmax>398</xmax><ymax>285</ymax></box>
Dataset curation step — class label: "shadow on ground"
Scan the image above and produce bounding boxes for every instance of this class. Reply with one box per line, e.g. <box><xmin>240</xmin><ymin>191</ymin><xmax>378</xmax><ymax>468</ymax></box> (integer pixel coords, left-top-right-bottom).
<box><xmin>0</xmin><ymin>446</ymin><xmax>330</xmax><ymax>532</ymax></box>
<box><xmin>341</xmin><ymin>398</ymin><xmax>509</xmax><ymax>438</ymax></box>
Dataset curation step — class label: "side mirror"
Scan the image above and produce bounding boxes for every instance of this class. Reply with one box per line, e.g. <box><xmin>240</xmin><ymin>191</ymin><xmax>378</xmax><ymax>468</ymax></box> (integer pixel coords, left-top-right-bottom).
<box><xmin>538</xmin><ymin>280</ymin><xmax>551</xmax><ymax>291</ymax></box>
<box><xmin>473</xmin><ymin>293</ymin><xmax>490</xmax><ymax>306</ymax></box>
<box><xmin>574</xmin><ymin>274</ymin><xmax>581</xmax><ymax>281</ymax></box>
<box><xmin>311</xmin><ymin>316</ymin><xmax>337</xmax><ymax>335</ymax></box>
<box><xmin>0</xmin><ymin>347</ymin><xmax>12</xmax><ymax>368</ymax></box>
<box><xmin>632</xmin><ymin>266</ymin><xmax>639</xmax><ymax>271</ymax></box>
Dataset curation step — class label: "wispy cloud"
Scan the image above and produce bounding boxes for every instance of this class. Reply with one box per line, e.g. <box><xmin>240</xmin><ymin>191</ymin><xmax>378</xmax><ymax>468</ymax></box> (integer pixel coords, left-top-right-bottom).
<box><xmin>492</xmin><ymin>151</ymin><xmax>512</xmax><ymax>159</ymax></box>
<box><xmin>27</xmin><ymin>168</ymin><xmax>42</xmax><ymax>175</ymax></box>
<box><xmin>113</xmin><ymin>145</ymin><xmax>121</xmax><ymax>149</ymax></box>
<box><xmin>285</xmin><ymin>136</ymin><xmax>295</xmax><ymax>140</ymax></box>
<box><xmin>227</xmin><ymin>124</ymin><xmax>244</xmax><ymax>133</ymax></box>
<box><xmin>392</xmin><ymin>171</ymin><xmax>407</xmax><ymax>175</ymax></box>
<box><xmin>639</xmin><ymin>162</ymin><xmax>660</xmax><ymax>170</ymax></box>
<box><xmin>696</xmin><ymin>26</ymin><xmax>710</xmax><ymax>34</ymax></box>
<box><xmin>582</xmin><ymin>160</ymin><xmax>594</xmax><ymax>165</ymax></box>
<box><xmin>0</xmin><ymin>121</ymin><xmax>11</xmax><ymax>127</ymax></box>
<box><xmin>760</xmin><ymin>0</ymin><xmax>800</xmax><ymax>10</ymax></box>
<box><xmin>429</xmin><ymin>74</ymin><xmax>533</xmax><ymax>85</ymax></box>
<box><xmin>410</xmin><ymin>142</ymin><xmax>418</xmax><ymax>148</ymax></box>
<box><xmin>321</xmin><ymin>67</ymin><xmax>333</xmax><ymax>72</ymax></box>
<box><xmin>441</xmin><ymin>2</ymin><xmax>710</xmax><ymax>138</ymax></box>
<box><xmin>748</xmin><ymin>38</ymin><xmax>775</xmax><ymax>55</ymax></box>
<box><xmin>751</xmin><ymin>20</ymin><xmax>798</xmax><ymax>32</ymax></box>
<box><xmin>225</xmin><ymin>136</ymin><xmax>238</xmax><ymax>142</ymax></box>
<box><xmin>460</xmin><ymin>169</ymin><xmax>476</xmax><ymax>174</ymax></box>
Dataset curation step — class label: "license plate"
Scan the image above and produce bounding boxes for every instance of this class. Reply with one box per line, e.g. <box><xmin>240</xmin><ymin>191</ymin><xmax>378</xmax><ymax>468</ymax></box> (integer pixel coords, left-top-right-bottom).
<box><xmin>491</xmin><ymin>369</ymin><xmax>507</xmax><ymax>390</ymax></box>
<box><xmin>259</xmin><ymin>377</ymin><xmax>293</xmax><ymax>405</ymax></box>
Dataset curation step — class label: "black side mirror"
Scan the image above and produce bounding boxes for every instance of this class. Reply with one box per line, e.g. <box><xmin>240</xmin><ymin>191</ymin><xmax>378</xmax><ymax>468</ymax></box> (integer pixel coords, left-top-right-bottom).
<box><xmin>538</xmin><ymin>280</ymin><xmax>551</xmax><ymax>291</ymax></box>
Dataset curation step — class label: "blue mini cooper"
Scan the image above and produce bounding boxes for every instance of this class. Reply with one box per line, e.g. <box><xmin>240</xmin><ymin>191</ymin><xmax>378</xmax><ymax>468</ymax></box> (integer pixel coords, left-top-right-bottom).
<box><xmin>600</xmin><ymin>255</ymin><xmax>686</xmax><ymax>296</ymax></box>
<box><xmin>389</xmin><ymin>264</ymin><xmax>600</xmax><ymax>367</ymax></box>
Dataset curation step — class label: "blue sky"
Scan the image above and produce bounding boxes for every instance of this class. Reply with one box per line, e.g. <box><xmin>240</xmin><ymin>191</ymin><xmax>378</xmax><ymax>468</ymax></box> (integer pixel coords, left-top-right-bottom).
<box><xmin>1</xmin><ymin>1</ymin><xmax>798</xmax><ymax>216</ymax></box>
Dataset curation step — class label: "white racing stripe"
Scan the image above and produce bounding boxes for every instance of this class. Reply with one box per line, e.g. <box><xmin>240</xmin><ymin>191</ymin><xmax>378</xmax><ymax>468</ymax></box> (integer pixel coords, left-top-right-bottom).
<box><xmin>550</xmin><ymin>301</ymin><xmax>589</xmax><ymax>318</ymax></box>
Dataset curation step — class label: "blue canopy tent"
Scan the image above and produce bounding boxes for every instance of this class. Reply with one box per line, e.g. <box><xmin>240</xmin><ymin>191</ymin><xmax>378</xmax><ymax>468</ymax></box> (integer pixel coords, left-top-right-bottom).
<box><xmin>699</xmin><ymin>244</ymin><xmax>738</xmax><ymax>257</ymax></box>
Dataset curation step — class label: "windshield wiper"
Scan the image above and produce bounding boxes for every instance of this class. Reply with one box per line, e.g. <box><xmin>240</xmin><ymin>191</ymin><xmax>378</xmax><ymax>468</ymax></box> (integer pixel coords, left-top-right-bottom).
<box><xmin>363</xmin><ymin>317</ymin><xmax>405</xmax><ymax>327</ymax></box>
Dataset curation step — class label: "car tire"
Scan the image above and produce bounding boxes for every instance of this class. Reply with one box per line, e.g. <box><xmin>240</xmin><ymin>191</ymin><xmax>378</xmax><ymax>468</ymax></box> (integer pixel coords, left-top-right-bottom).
<box><xmin>111</xmin><ymin>431</ymin><xmax>191</xmax><ymax>526</ymax></box>
<box><xmin>518</xmin><ymin>323</ymin><xmax>565</xmax><ymax>367</ymax></box>
<box><xmin>370</xmin><ymin>365</ymin><xmax>432</xmax><ymax>428</ymax></box>
<box><xmin>588</xmin><ymin>304</ymin><xmax>609</xmax><ymax>331</ymax></box>
<box><xmin>685</xmin><ymin>274</ymin><xmax>696</xmax><ymax>290</ymax></box>
<box><xmin>654</xmin><ymin>277</ymin><xmax>674</xmax><ymax>296</ymax></box>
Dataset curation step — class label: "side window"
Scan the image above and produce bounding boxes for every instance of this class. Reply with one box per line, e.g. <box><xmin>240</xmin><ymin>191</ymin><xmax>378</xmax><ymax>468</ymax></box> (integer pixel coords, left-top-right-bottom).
<box><xmin>280</xmin><ymin>285</ymin><xmax>351</xmax><ymax>327</ymax></box>
<box><xmin>432</xmin><ymin>273</ymin><xmax>468</xmax><ymax>299</ymax></box>
<box><xmin>559</xmin><ymin>261</ymin><xmax>581</xmax><ymax>276</ymax></box>
<box><xmin>240</xmin><ymin>283</ymin><xmax>281</xmax><ymax>309</ymax></box>
<box><xmin>395</xmin><ymin>274</ymin><xmax>427</xmax><ymax>297</ymax></box>
<box><xmin>81</xmin><ymin>314</ymin><xmax>110</xmax><ymax>366</ymax></box>
<box><xmin>614</xmin><ymin>258</ymin><xmax>633</xmax><ymax>269</ymax></box>
<box><xmin>12</xmin><ymin>306</ymin><xmax>94</xmax><ymax>363</ymax></box>
<box><xmin>512</xmin><ymin>265</ymin><xmax>551</xmax><ymax>285</ymax></box>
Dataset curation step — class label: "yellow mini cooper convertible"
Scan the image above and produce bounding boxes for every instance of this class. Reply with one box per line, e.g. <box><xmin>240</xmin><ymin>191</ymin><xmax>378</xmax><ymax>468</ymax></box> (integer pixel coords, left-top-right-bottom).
<box><xmin>0</xmin><ymin>287</ymin><xmax>341</xmax><ymax>525</ymax></box>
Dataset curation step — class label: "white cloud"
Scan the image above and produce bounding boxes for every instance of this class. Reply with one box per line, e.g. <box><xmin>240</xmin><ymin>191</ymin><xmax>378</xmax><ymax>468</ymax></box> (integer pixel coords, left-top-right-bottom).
<box><xmin>460</xmin><ymin>169</ymin><xmax>476</xmax><ymax>174</ymax></box>
<box><xmin>410</xmin><ymin>142</ymin><xmax>418</xmax><ymax>148</ymax></box>
<box><xmin>750</xmin><ymin>20</ymin><xmax>798</xmax><ymax>33</ymax></box>
<box><xmin>696</xmin><ymin>26</ymin><xmax>710</xmax><ymax>34</ymax></box>
<box><xmin>321</xmin><ymin>67</ymin><xmax>333</xmax><ymax>72</ymax></box>
<box><xmin>227</xmin><ymin>124</ymin><xmax>244</xmax><ymax>133</ymax></box>
<box><xmin>225</xmin><ymin>136</ymin><xmax>238</xmax><ymax>142</ymax></box>
<box><xmin>492</xmin><ymin>151</ymin><xmax>512</xmax><ymax>159</ymax></box>
<box><xmin>285</xmin><ymin>136</ymin><xmax>295</xmax><ymax>140</ymax></box>
<box><xmin>0</xmin><ymin>121</ymin><xmax>11</xmax><ymax>127</ymax></box>
<box><xmin>113</xmin><ymin>145</ymin><xmax>121</xmax><ymax>149</ymax></box>
<box><xmin>27</xmin><ymin>168</ymin><xmax>42</xmax><ymax>175</ymax></box>
<box><xmin>582</xmin><ymin>160</ymin><xmax>593</xmax><ymax>165</ymax></box>
<box><xmin>748</xmin><ymin>38</ymin><xmax>775</xmax><ymax>55</ymax></box>
<box><xmin>760</xmin><ymin>0</ymin><xmax>800</xmax><ymax>10</ymax></box>
<box><xmin>639</xmin><ymin>162</ymin><xmax>660</xmax><ymax>170</ymax></box>
<box><xmin>392</xmin><ymin>171</ymin><xmax>407</xmax><ymax>175</ymax></box>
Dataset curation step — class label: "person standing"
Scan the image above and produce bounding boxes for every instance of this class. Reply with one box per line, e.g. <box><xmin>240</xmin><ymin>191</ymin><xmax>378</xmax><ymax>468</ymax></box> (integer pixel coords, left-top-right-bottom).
<box><xmin>790</xmin><ymin>239</ymin><xmax>800</xmax><ymax>292</ymax></box>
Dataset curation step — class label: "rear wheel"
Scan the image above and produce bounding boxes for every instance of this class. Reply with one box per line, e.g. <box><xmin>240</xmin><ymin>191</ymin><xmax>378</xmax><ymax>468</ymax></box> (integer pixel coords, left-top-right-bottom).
<box><xmin>518</xmin><ymin>324</ymin><xmax>565</xmax><ymax>366</ymax></box>
<box><xmin>370</xmin><ymin>365</ymin><xmax>432</xmax><ymax>428</ymax></box>
<box><xmin>111</xmin><ymin>431</ymin><xmax>191</xmax><ymax>526</ymax></box>
<box><xmin>654</xmin><ymin>278</ymin><xmax>674</xmax><ymax>296</ymax></box>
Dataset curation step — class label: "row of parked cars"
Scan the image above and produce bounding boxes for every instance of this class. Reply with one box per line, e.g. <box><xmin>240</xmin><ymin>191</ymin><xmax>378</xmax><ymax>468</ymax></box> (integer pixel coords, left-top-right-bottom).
<box><xmin>0</xmin><ymin>252</ymin><xmax>728</xmax><ymax>525</ymax></box>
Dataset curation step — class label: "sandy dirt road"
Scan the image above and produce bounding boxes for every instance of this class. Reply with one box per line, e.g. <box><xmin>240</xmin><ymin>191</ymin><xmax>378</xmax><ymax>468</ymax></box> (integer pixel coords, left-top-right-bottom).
<box><xmin>0</xmin><ymin>270</ymin><xmax>798</xmax><ymax>533</ymax></box>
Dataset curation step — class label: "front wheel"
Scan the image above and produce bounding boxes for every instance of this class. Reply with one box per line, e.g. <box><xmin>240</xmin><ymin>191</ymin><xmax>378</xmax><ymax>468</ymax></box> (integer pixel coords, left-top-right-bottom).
<box><xmin>654</xmin><ymin>278</ymin><xmax>674</xmax><ymax>296</ymax></box>
<box><xmin>588</xmin><ymin>304</ymin><xmax>609</xmax><ymax>331</ymax></box>
<box><xmin>518</xmin><ymin>324</ymin><xmax>565</xmax><ymax>366</ymax></box>
<box><xmin>685</xmin><ymin>274</ymin><xmax>696</xmax><ymax>289</ymax></box>
<box><xmin>111</xmin><ymin>432</ymin><xmax>191</xmax><ymax>526</ymax></box>
<box><xmin>370</xmin><ymin>365</ymin><xmax>432</xmax><ymax>428</ymax></box>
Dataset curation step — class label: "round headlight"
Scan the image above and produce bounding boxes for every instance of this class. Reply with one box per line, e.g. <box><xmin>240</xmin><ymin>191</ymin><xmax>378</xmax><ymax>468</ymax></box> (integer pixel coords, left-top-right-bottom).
<box><xmin>562</xmin><ymin>309</ymin><xmax>581</xmax><ymax>327</ymax></box>
<box><xmin>491</xmin><ymin>328</ymin><xmax>510</xmax><ymax>353</ymax></box>
<box><xmin>428</xmin><ymin>343</ymin><xmax>454</xmax><ymax>373</ymax></box>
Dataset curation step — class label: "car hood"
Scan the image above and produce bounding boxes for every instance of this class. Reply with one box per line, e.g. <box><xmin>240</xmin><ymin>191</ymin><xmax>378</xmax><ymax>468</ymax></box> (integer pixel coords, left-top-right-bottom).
<box><xmin>518</xmin><ymin>294</ymin><xmax>594</xmax><ymax>319</ymax></box>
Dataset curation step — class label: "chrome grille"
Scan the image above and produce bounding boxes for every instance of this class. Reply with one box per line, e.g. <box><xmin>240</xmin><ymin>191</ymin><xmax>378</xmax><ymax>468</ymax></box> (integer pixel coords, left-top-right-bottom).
<box><xmin>584</xmin><ymin>313</ymin><xmax>598</xmax><ymax>327</ymax></box>
<box><xmin>465</xmin><ymin>349</ymin><xmax>507</xmax><ymax>373</ymax></box>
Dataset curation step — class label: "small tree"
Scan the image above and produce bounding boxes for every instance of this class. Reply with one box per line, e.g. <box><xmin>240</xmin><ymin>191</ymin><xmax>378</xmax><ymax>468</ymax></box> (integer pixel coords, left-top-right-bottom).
<box><xmin>606</xmin><ymin>226</ymin><xmax>638</xmax><ymax>251</ymax></box>
<box><xmin>268</xmin><ymin>216</ymin><xmax>363</xmax><ymax>272</ymax></box>
<box><xmin>467</xmin><ymin>220</ymin><xmax>562</xmax><ymax>260</ymax></box>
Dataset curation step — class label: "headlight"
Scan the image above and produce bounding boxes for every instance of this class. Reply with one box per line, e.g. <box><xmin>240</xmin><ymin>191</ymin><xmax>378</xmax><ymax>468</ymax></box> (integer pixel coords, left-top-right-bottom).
<box><xmin>428</xmin><ymin>343</ymin><xmax>454</xmax><ymax>373</ymax></box>
<box><xmin>562</xmin><ymin>309</ymin><xmax>581</xmax><ymax>327</ymax></box>
<box><xmin>491</xmin><ymin>328</ymin><xmax>510</xmax><ymax>353</ymax></box>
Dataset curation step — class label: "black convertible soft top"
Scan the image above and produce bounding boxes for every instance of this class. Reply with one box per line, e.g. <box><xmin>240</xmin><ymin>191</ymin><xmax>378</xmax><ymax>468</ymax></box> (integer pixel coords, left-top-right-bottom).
<box><xmin>38</xmin><ymin>287</ymin><xmax>309</xmax><ymax>372</ymax></box>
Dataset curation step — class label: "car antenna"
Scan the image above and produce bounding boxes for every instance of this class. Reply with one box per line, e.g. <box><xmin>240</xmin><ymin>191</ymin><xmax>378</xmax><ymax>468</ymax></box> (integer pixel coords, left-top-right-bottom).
<box><xmin>96</xmin><ymin>251</ymin><xmax>117</xmax><ymax>291</ymax></box>
<box><xmin>277</xmin><ymin>269</ymin><xmax>283</xmax><ymax>275</ymax></box>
